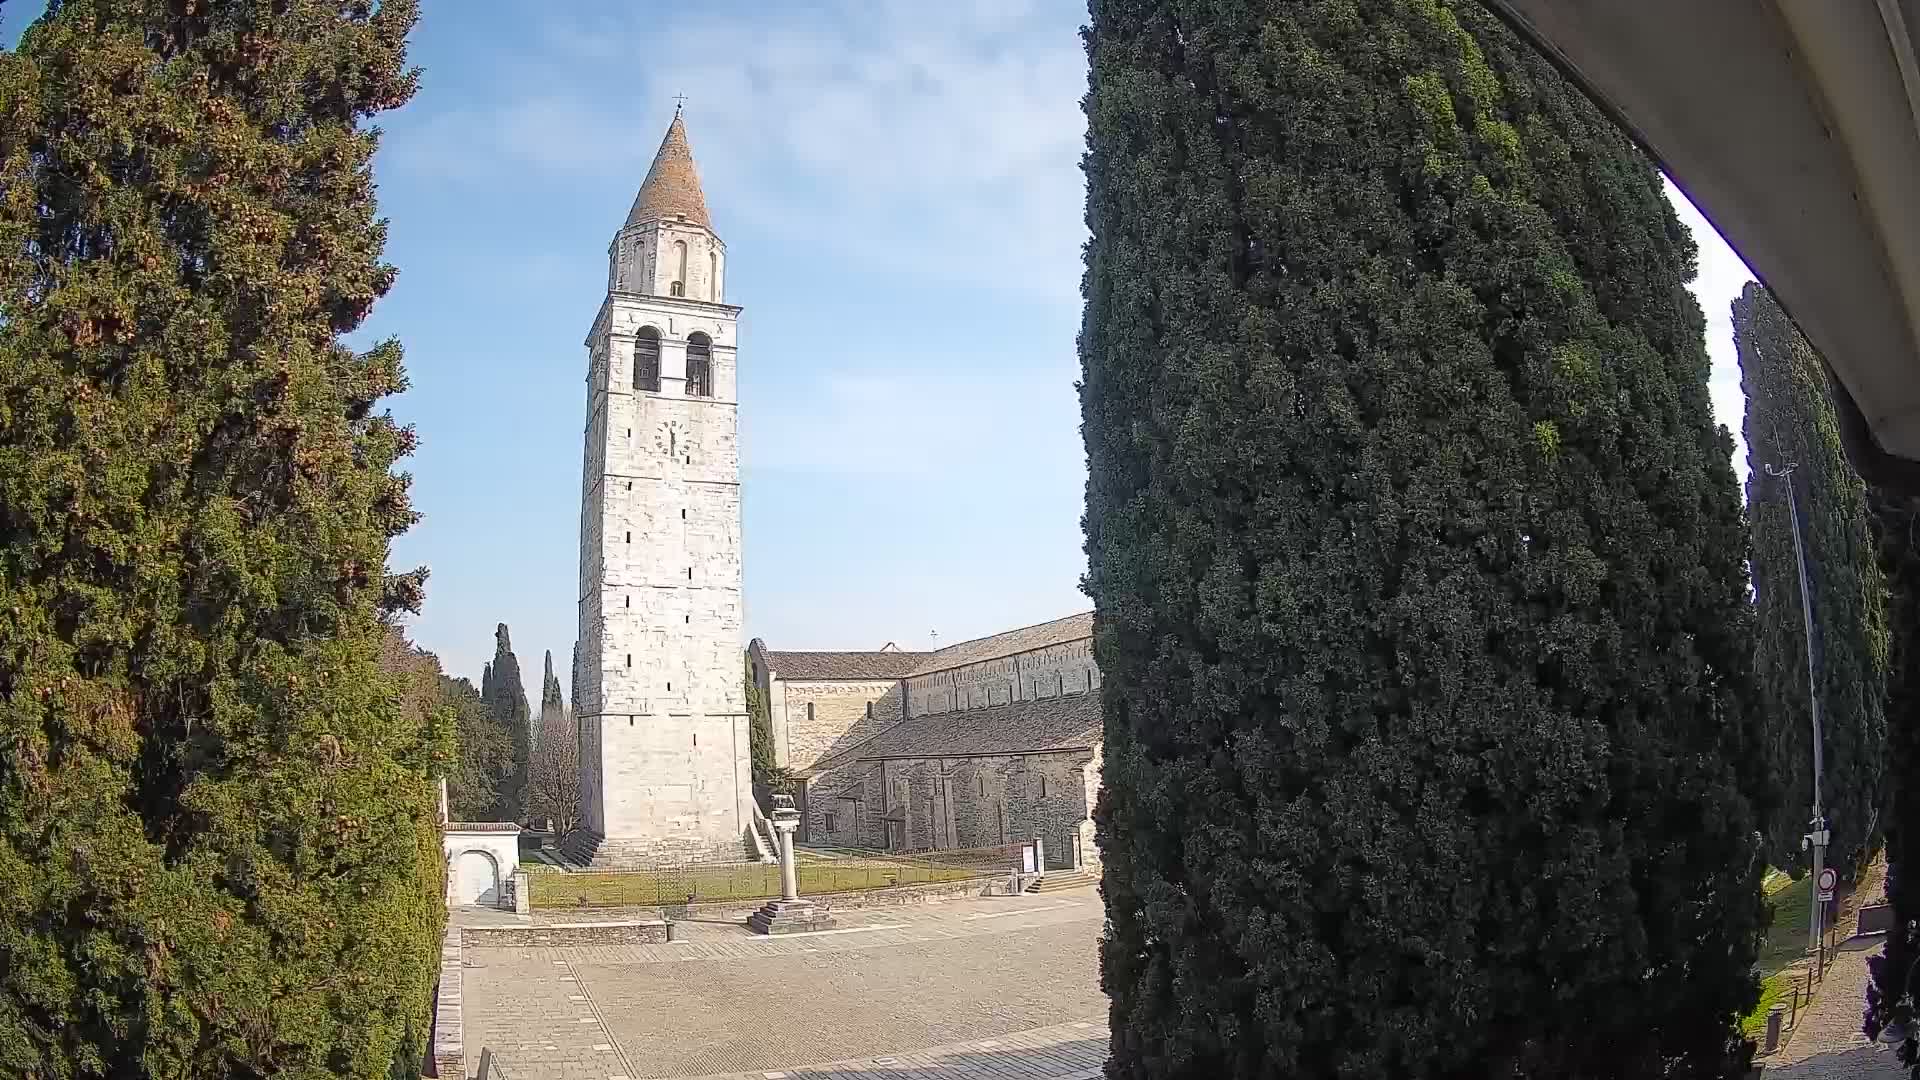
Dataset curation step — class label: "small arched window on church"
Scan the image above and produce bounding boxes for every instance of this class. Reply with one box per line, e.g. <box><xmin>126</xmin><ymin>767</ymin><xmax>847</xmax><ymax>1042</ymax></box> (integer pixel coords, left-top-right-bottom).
<box><xmin>671</xmin><ymin>239</ymin><xmax>688</xmax><ymax>296</ymax></box>
<box><xmin>709</xmin><ymin>251</ymin><xmax>719</xmax><ymax>300</ymax></box>
<box><xmin>634</xmin><ymin>326</ymin><xmax>661</xmax><ymax>392</ymax></box>
<box><xmin>686</xmin><ymin>332</ymin><xmax>713</xmax><ymax>398</ymax></box>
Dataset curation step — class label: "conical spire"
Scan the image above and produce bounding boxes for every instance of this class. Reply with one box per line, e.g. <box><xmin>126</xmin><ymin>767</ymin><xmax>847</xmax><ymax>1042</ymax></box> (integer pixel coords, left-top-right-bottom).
<box><xmin>625</xmin><ymin>110</ymin><xmax>712</xmax><ymax>231</ymax></box>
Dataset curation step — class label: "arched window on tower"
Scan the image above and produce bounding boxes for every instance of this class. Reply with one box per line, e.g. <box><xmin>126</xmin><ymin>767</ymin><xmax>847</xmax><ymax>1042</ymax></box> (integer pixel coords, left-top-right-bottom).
<box><xmin>671</xmin><ymin>239</ymin><xmax>688</xmax><ymax>297</ymax></box>
<box><xmin>709</xmin><ymin>251</ymin><xmax>718</xmax><ymax>300</ymax></box>
<box><xmin>686</xmin><ymin>332</ymin><xmax>713</xmax><ymax>398</ymax></box>
<box><xmin>634</xmin><ymin>326</ymin><xmax>661</xmax><ymax>392</ymax></box>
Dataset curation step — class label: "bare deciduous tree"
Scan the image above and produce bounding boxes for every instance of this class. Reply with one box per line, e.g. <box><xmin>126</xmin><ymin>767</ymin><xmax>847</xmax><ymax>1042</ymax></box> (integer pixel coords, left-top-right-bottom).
<box><xmin>526</xmin><ymin>708</ymin><xmax>580</xmax><ymax>836</ymax></box>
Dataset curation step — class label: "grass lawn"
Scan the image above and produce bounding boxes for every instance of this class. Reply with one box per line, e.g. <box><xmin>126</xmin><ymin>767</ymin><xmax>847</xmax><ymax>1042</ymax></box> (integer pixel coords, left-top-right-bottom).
<box><xmin>528</xmin><ymin>860</ymin><xmax>984</xmax><ymax>909</ymax></box>
<box><xmin>1757</xmin><ymin>874</ymin><xmax>1815</xmax><ymax>973</ymax></box>
<box><xmin>1740</xmin><ymin>871</ymin><xmax>1816</xmax><ymax>1036</ymax></box>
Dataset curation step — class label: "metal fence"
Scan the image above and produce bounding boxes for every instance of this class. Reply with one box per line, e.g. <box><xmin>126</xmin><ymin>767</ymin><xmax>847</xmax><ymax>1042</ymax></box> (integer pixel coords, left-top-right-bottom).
<box><xmin>525</xmin><ymin>844</ymin><xmax>1026</xmax><ymax>911</ymax></box>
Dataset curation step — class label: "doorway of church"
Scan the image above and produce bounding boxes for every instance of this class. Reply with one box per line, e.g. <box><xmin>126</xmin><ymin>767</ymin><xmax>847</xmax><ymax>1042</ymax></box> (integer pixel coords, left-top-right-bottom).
<box><xmin>1047</xmin><ymin>829</ymin><xmax>1076</xmax><ymax>870</ymax></box>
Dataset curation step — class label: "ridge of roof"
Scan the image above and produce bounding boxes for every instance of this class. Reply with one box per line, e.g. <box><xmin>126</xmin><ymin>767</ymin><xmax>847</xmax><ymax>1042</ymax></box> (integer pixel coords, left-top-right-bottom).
<box><xmin>910</xmin><ymin>611</ymin><xmax>1094</xmax><ymax>676</ymax></box>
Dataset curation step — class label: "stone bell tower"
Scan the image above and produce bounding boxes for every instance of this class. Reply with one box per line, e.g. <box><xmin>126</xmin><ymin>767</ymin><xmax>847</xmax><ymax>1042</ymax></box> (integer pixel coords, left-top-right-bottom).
<box><xmin>566</xmin><ymin>109</ymin><xmax>751</xmax><ymax>865</ymax></box>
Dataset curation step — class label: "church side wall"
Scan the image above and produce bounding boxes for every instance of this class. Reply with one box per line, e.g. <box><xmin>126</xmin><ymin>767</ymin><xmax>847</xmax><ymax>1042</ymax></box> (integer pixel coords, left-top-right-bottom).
<box><xmin>847</xmin><ymin>751</ymin><xmax>1095</xmax><ymax>865</ymax></box>
<box><xmin>906</xmin><ymin>638</ymin><xmax>1100</xmax><ymax>717</ymax></box>
<box><xmin>779</xmin><ymin>680</ymin><xmax>905</xmax><ymax>774</ymax></box>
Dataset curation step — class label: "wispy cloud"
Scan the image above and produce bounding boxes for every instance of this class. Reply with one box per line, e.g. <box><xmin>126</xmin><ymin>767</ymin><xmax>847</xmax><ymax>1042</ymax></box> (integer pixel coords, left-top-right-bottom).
<box><xmin>394</xmin><ymin>1</ymin><xmax>1090</xmax><ymax>301</ymax></box>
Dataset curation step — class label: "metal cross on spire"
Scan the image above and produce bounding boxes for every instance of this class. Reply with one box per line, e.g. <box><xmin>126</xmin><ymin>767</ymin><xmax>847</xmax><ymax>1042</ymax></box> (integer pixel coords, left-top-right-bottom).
<box><xmin>673</xmin><ymin>92</ymin><xmax>689</xmax><ymax>113</ymax></box>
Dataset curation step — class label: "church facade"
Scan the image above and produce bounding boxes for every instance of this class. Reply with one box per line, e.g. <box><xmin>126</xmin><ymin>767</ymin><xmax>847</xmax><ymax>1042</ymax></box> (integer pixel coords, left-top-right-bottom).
<box><xmin>567</xmin><ymin>112</ymin><xmax>754</xmax><ymax>866</ymax></box>
<box><xmin>749</xmin><ymin>613</ymin><xmax>1104</xmax><ymax>872</ymax></box>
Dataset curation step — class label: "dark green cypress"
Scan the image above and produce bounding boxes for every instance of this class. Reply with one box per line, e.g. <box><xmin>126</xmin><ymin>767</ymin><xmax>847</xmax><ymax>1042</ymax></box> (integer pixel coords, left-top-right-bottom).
<box><xmin>1867</xmin><ymin>490</ymin><xmax>1920</xmax><ymax>1066</ymax></box>
<box><xmin>1737</xmin><ymin>282</ymin><xmax>1889</xmax><ymax>880</ymax></box>
<box><xmin>1079</xmin><ymin>1</ymin><xmax>1765</xmax><ymax>1075</ymax></box>
<box><xmin>484</xmin><ymin>622</ymin><xmax>531</xmax><ymax>821</ymax></box>
<box><xmin>0</xmin><ymin>1</ymin><xmax>441</xmax><ymax>1075</ymax></box>
<box><xmin>747</xmin><ymin>655</ymin><xmax>774</xmax><ymax>793</ymax></box>
<box><xmin>540</xmin><ymin>648</ymin><xmax>565</xmax><ymax>742</ymax></box>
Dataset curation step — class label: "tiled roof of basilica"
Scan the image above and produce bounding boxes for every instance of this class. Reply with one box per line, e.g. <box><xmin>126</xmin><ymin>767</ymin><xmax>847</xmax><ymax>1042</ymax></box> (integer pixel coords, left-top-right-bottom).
<box><xmin>763</xmin><ymin>650</ymin><xmax>928</xmax><ymax>681</ymax></box>
<box><xmin>626</xmin><ymin>111</ymin><xmax>712</xmax><ymax>231</ymax></box>
<box><xmin>852</xmin><ymin>692</ymin><xmax>1101</xmax><ymax>761</ymax></box>
<box><xmin>910</xmin><ymin>611</ymin><xmax>1094</xmax><ymax>676</ymax></box>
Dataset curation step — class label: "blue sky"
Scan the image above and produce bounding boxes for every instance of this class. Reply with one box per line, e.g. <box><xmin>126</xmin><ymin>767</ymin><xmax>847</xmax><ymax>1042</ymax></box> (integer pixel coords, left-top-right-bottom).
<box><xmin>4</xmin><ymin>2</ymin><xmax>1756</xmax><ymax>687</ymax></box>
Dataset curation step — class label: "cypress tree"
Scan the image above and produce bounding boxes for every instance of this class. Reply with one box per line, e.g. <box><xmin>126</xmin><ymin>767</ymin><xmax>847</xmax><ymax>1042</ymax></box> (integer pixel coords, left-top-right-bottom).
<box><xmin>1079</xmin><ymin>1</ymin><xmax>1766</xmax><ymax>1076</ymax></box>
<box><xmin>1737</xmin><ymin>282</ymin><xmax>1889</xmax><ymax>879</ymax></box>
<box><xmin>485</xmin><ymin>622</ymin><xmax>530</xmax><ymax>821</ymax></box>
<box><xmin>539</xmin><ymin>648</ymin><xmax>565</xmax><ymax>746</ymax></box>
<box><xmin>440</xmin><ymin>671</ymin><xmax>510</xmax><ymax>823</ymax></box>
<box><xmin>747</xmin><ymin>655</ymin><xmax>774</xmax><ymax>792</ymax></box>
<box><xmin>1867</xmin><ymin>490</ymin><xmax>1920</xmax><ymax>1064</ymax></box>
<box><xmin>0</xmin><ymin>2</ymin><xmax>442</xmax><ymax>1076</ymax></box>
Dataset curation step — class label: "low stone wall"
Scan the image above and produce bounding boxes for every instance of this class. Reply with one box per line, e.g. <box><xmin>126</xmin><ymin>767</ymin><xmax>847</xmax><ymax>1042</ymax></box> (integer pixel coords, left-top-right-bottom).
<box><xmin>680</xmin><ymin>876</ymin><xmax>993</xmax><ymax>921</ymax></box>
<box><xmin>463</xmin><ymin>919</ymin><xmax>673</xmax><ymax>947</ymax></box>
<box><xmin>428</xmin><ymin>927</ymin><xmax>463</xmax><ymax>1080</ymax></box>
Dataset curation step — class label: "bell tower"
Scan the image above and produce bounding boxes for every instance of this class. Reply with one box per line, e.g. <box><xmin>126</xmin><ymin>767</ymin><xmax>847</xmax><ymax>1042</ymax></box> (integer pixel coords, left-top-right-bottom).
<box><xmin>569</xmin><ymin>109</ymin><xmax>751</xmax><ymax>865</ymax></box>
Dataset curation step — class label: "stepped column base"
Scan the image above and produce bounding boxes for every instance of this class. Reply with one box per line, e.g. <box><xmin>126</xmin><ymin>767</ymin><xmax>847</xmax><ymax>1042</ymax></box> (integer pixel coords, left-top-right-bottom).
<box><xmin>747</xmin><ymin>897</ymin><xmax>833</xmax><ymax>935</ymax></box>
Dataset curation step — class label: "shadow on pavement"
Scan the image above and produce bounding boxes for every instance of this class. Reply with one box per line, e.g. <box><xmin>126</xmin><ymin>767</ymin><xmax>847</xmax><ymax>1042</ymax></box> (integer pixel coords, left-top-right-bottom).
<box><xmin>1765</xmin><ymin>1044</ymin><xmax>1905</xmax><ymax>1078</ymax></box>
<box><xmin>478</xmin><ymin>1036</ymin><xmax>1108</xmax><ymax>1080</ymax></box>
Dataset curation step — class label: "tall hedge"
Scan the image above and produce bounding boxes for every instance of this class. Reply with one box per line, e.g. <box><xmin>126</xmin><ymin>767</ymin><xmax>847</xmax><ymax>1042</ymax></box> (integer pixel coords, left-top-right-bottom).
<box><xmin>1079</xmin><ymin>1</ymin><xmax>1767</xmax><ymax>1076</ymax></box>
<box><xmin>1867</xmin><ymin>491</ymin><xmax>1920</xmax><ymax>1068</ymax></box>
<box><xmin>0</xmin><ymin>2</ymin><xmax>442</xmax><ymax>1077</ymax></box>
<box><xmin>1737</xmin><ymin>282</ymin><xmax>1889</xmax><ymax>879</ymax></box>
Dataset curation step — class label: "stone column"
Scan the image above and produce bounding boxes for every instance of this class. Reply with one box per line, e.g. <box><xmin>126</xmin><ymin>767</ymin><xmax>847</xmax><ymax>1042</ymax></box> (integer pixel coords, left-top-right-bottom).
<box><xmin>749</xmin><ymin>795</ymin><xmax>833</xmax><ymax>935</ymax></box>
<box><xmin>776</xmin><ymin>814</ymin><xmax>799</xmax><ymax>902</ymax></box>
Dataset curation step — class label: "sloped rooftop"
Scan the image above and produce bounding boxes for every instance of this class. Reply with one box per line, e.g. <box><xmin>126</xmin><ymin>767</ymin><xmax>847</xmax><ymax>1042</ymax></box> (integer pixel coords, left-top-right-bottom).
<box><xmin>911</xmin><ymin>612</ymin><xmax>1093</xmax><ymax>677</ymax></box>
<box><xmin>853</xmin><ymin>692</ymin><xmax>1101</xmax><ymax>761</ymax></box>
<box><xmin>626</xmin><ymin>111</ymin><xmax>712</xmax><ymax>231</ymax></box>
<box><xmin>764</xmin><ymin>650</ymin><xmax>928</xmax><ymax>681</ymax></box>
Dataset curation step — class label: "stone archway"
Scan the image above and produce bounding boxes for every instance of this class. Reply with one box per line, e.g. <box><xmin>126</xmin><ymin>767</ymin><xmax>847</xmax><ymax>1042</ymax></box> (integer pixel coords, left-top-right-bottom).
<box><xmin>451</xmin><ymin>848</ymin><xmax>501</xmax><ymax>907</ymax></box>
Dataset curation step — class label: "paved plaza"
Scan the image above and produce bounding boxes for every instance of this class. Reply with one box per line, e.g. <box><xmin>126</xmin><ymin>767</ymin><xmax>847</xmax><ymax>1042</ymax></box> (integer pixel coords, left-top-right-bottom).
<box><xmin>459</xmin><ymin>890</ymin><xmax>1107</xmax><ymax>1080</ymax></box>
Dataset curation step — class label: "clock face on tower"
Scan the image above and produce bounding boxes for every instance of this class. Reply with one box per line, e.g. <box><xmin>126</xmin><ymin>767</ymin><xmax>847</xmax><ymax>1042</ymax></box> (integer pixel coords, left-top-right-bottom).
<box><xmin>652</xmin><ymin>420</ymin><xmax>686</xmax><ymax>459</ymax></box>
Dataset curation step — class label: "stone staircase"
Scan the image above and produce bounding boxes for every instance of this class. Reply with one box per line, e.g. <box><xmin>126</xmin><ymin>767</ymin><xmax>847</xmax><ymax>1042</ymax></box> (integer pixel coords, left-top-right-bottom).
<box><xmin>1025</xmin><ymin>869</ymin><xmax>1097</xmax><ymax>894</ymax></box>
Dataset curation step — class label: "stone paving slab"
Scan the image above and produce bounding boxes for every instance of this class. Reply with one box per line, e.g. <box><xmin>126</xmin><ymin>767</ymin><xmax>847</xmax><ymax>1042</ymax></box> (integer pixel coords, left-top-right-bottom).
<box><xmin>464</xmin><ymin>893</ymin><xmax>1105</xmax><ymax>1080</ymax></box>
<box><xmin>662</xmin><ymin>1019</ymin><xmax>1106</xmax><ymax>1080</ymax></box>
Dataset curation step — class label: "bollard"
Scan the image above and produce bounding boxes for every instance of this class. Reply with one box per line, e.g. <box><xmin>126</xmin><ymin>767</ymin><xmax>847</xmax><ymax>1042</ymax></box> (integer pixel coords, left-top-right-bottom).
<box><xmin>1765</xmin><ymin>1002</ymin><xmax>1787</xmax><ymax>1054</ymax></box>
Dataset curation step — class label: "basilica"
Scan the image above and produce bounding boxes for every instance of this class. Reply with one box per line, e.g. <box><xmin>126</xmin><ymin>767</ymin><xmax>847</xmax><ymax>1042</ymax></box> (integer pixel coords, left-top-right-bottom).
<box><xmin>565</xmin><ymin>111</ymin><xmax>1101</xmax><ymax>873</ymax></box>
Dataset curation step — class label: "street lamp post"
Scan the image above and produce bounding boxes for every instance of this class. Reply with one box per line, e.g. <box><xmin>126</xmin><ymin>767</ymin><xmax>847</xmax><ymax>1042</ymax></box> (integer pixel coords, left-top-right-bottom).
<box><xmin>1764</xmin><ymin>461</ymin><xmax>1830</xmax><ymax>965</ymax></box>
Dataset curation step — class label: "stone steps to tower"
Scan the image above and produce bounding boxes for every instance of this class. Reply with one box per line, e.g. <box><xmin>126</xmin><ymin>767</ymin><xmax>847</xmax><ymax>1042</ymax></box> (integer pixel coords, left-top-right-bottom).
<box><xmin>1025</xmin><ymin>869</ymin><xmax>1097</xmax><ymax>894</ymax></box>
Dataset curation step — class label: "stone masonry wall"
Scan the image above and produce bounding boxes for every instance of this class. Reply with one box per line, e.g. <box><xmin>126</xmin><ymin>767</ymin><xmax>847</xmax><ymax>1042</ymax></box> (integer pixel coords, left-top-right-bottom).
<box><xmin>577</xmin><ymin>252</ymin><xmax>750</xmax><ymax>851</ymax></box>
<box><xmin>780</xmin><ymin>680</ymin><xmax>905</xmax><ymax>772</ymax></box>
<box><xmin>906</xmin><ymin>638</ymin><xmax>1100</xmax><ymax>718</ymax></box>
<box><xmin>845</xmin><ymin>751</ymin><xmax>1095</xmax><ymax>867</ymax></box>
